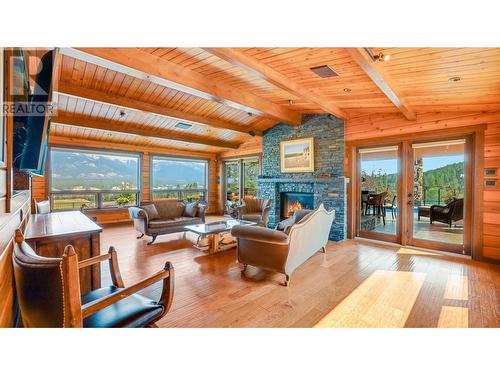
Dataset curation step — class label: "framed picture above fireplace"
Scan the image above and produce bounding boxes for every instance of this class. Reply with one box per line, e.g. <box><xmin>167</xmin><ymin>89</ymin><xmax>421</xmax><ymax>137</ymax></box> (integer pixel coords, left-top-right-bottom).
<box><xmin>280</xmin><ymin>137</ymin><xmax>315</xmax><ymax>173</ymax></box>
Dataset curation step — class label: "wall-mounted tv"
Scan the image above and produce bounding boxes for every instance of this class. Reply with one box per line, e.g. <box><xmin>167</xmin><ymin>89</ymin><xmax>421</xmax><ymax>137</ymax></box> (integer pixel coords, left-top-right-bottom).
<box><xmin>13</xmin><ymin>48</ymin><xmax>57</xmax><ymax>176</ymax></box>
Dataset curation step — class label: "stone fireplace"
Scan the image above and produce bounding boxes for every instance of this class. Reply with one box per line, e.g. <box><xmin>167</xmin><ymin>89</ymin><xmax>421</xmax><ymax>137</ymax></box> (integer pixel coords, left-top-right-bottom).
<box><xmin>257</xmin><ymin>114</ymin><xmax>346</xmax><ymax>241</ymax></box>
<box><xmin>280</xmin><ymin>192</ymin><xmax>314</xmax><ymax>219</ymax></box>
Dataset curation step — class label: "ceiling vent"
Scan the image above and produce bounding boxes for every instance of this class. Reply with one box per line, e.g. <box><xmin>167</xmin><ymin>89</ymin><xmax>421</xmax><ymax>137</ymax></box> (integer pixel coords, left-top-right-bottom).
<box><xmin>175</xmin><ymin>122</ymin><xmax>192</xmax><ymax>130</ymax></box>
<box><xmin>310</xmin><ymin>65</ymin><xmax>340</xmax><ymax>78</ymax></box>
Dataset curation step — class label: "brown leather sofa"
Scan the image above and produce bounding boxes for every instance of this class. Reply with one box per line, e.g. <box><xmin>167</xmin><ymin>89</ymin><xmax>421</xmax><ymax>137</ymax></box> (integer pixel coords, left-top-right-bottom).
<box><xmin>129</xmin><ymin>200</ymin><xmax>206</xmax><ymax>244</ymax></box>
<box><xmin>236</xmin><ymin>197</ymin><xmax>272</xmax><ymax>226</ymax></box>
<box><xmin>231</xmin><ymin>204</ymin><xmax>335</xmax><ymax>286</ymax></box>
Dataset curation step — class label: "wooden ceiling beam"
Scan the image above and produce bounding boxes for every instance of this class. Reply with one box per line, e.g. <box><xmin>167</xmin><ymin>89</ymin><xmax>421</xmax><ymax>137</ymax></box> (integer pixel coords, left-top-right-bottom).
<box><xmin>346</xmin><ymin>48</ymin><xmax>417</xmax><ymax>121</ymax></box>
<box><xmin>205</xmin><ymin>48</ymin><xmax>347</xmax><ymax>120</ymax></box>
<box><xmin>55</xmin><ymin>81</ymin><xmax>262</xmax><ymax>136</ymax></box>
<box><xmin>52</xmin><ymin>113</ymin><xmax>241</xmax><ymax>149</ymax></box>
<box><xmin>61</xmin><ymin>48</ymin><xmax>301</xmax><ymax>125</ymax></box>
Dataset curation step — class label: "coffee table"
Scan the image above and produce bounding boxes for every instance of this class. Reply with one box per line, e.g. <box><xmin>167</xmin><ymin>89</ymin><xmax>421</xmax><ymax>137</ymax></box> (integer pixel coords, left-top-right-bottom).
<box><xmin>184</xmin><ymin>219</ymin><xmax>257</xmax><ymax>254</ymax></box>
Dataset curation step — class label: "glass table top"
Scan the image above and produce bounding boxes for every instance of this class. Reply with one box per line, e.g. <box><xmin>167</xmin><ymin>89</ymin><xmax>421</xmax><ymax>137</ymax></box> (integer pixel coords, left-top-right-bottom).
<box><xmin>184</xmin><ymin>219</ymin><xmax>257</xmax><ymax>235</ymax></box>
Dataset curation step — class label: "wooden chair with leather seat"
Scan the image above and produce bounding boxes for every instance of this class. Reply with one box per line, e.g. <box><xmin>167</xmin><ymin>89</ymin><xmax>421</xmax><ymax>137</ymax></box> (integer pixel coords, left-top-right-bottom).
<box><xmin>383</xmin><ymin>195</ymin><xmax>397</xmax><ymax>220</ymax></box>
<box><xmin>12</xmin><ymin>229</ymin><xmax>174</xmax><ymax>328</ymax></box>
<box><xmin>365</xmin><ymin>192</ymin><xmax>388</xmax><ymax>225</ymax></box>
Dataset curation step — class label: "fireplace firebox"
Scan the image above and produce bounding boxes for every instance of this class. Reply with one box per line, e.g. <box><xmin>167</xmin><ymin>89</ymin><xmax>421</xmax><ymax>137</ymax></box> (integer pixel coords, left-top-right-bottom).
<box><xmin>280</xmin><ymin>192</ymin><xmax>314</xmax><ymax>219</ymax></box>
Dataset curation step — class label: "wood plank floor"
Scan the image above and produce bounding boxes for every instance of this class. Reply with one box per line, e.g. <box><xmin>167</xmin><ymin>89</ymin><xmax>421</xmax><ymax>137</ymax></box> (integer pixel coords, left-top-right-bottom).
<box><xmin>100</xmin><ymin>219</ymin><xmax>500</xmax><ymax>328</ymax></box>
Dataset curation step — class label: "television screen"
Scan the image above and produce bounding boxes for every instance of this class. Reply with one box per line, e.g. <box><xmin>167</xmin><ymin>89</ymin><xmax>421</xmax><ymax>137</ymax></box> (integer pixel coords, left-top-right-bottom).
<box><xmin>13</xmin><ymin>48</ymin><xmax>57</xmax><ymax>175</ymax></box>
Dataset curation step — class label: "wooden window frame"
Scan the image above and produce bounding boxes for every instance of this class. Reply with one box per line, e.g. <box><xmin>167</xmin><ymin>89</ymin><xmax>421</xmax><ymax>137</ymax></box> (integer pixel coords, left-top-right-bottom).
<box><xmin>149</xmin><ymin>154</ymin><xmax>210</xmax><ymax>204</ymax></box>
<box><xmin>346</xmin><ymin>124</ymin><xmax>485</xmax><ymax>260</ymax></box>
<box><xmin>47</xmin><ymin>145</ymin><xmax>143</xmax><ymax>211</ymax></box>
<box><xmin>220</xmin><ymin>154</ymin><xmax>262</xmax><ymax>210</ymax></box>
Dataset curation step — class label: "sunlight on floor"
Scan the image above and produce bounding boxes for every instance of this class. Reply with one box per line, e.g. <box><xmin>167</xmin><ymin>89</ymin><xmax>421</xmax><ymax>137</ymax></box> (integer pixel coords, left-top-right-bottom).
<box><xmin>438</xmin><ymin>274</ymin><xmax>469</xmax><ymax>328</ymax></box>
<box><xmin>314</xmin><ymin>270</ymin><xmax>426</xmax><ymax>328</ymax></box>
<box><xmin>438</xmin><ymin>306</ymin><xmax>469</xmax><ymax>328</ymax></box>
<box><xmin>444</xmin><ymin>275</ymin><xmax>469</xmax><ymax>300</ymax></box>
<box><xmin>396</xmin><ymin>247</ymin><xmax>442</xmax><ymax>256</ymax></box>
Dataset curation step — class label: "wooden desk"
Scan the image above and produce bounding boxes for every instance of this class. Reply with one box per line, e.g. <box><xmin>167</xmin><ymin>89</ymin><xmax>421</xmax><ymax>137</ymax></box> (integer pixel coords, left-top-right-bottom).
<box><xmin>24</xmin><ymin>211</ymin><xmax>103</xmax><ymax>294</ymax></box>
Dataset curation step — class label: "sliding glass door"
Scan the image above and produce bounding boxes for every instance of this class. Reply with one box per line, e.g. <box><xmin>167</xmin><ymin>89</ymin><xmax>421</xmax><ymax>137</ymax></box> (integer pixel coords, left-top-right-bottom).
<box><xmin>355</xmin><ymin>137</ymin><xmax>471</xmax><ymax>255</ymax></box>
<box><xmin>357</xmin><ymin>145</ymin><xmax>401</xmax><ymax>243</ymax></box>
<box><xmin>408</xmin><ymin>139</ymin><xmax>470</xmax><ymax>254</ymax></box>
<box><xmin>225</xmin><ymin>161</ymin><xmax>240</xmax><ymax>202</ymax></box>
<box><xmin>223</xmin><ymin>156</ymin><xmax>260</xmax><ymax>205</ymax></box>
<box><xmin>243</xmin><ymin>158</ymin><xmax>259</xmax><ymax>199</ymax></box>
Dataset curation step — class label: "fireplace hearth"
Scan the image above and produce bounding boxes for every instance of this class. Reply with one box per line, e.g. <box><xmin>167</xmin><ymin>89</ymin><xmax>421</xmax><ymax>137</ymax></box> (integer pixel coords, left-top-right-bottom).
<box><xmin>280</xmin><ymin>192</ymin><xmax>314</xmax><ymax>219</ymax></box>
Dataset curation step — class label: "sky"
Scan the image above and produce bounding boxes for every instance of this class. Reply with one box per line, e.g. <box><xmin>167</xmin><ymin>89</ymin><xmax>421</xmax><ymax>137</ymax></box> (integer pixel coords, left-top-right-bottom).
<box><xmin>361</xmin><ymin>155</ymin><xmax>464</xmax><ymax>175</ymax></box>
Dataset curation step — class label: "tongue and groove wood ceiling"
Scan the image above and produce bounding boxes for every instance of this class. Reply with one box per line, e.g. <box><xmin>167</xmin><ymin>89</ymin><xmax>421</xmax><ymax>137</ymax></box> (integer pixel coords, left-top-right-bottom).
<box><xmin>51</xmin><ymin>47</ymin><xmax>500</xmax><ymax>154</ymax></box>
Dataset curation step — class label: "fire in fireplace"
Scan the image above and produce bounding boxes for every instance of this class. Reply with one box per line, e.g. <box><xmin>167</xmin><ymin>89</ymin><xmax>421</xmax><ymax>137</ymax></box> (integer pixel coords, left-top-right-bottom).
<box><xmin>280</xmin><ymin>192</ymin><xmax>314</xmax><ymax>219</ymax></box>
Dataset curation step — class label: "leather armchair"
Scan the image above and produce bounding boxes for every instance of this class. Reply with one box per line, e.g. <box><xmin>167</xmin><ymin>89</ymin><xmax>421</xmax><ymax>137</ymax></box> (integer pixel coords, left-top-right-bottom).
<box><xmin>236</xmin><ymin>198</ymin><xmax>272</xmax><ymax>227</ymax></box>
<box><xmin>12</xmin><ymin>229</ymin><xmax>174</xmax><ymax>328</ymax></box>
<box><xmin>231</xmin><ymin>204</ymin><xmax>335</xmax><ymax>286</ymax></box>
<box><xmin>430</xmin><ymin>198</ymin><xmax>464</xmax><ymax>227</ymax></box>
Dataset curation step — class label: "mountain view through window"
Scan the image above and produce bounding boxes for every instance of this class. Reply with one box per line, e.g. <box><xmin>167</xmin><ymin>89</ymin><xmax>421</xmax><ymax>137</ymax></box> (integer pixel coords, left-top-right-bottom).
<box><xmin>50</xmin><ymin>149</ymin><xmax>139</xmax><ymax>191</ymax></box>
<box><xmin>50</xmin><ymin>148</ymin><xmax>140</xmax><ymax>210</ymax></box>
<box><xmin>151</xmin><ymin>156</ymin><xmax>208</xmax><ymax>201</ymax></box>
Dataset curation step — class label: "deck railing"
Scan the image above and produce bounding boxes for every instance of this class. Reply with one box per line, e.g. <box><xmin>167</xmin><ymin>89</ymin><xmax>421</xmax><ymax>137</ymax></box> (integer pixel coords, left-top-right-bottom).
<box><xmin>49</xmin><ymin>190</ymin><xmax>140</xmax><ymax>211</ymax></box>
<box><xmin>151</xmin><ymin>189</ymin><xmax>207</xmax><ymax>202</ymax></box>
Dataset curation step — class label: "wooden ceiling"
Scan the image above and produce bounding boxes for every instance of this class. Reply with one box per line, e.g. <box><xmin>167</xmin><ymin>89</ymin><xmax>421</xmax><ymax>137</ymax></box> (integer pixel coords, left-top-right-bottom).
<box><xmin>50</xmin><ymin>47</ymin><xmax>500</xmax><ymax>154</ymax></box>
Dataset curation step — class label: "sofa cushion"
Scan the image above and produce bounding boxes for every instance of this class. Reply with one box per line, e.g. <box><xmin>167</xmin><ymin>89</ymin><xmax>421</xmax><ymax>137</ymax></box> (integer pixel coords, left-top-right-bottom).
<box><xmin>175</xmin><ymin>217</ymin><xmax>202</xmax><ymax>225</ymax></box>
<box><xmin>148</xmin><ymin>217</ymin><xmax>201</xmax><ymax>229</ymax></box>
<box><xmin>142</xmin><ymin>204</ymin><xmax>160</xmax><ymax>220</ymax></box>
<box><xmin>184</xmin><ymin>202</ymin><xmax>198</xmax><ymax>217</ymax></box>
<box><xmin>154</xmin><ymin>201</ymin><xmax>186</xmax><ymax>219</ymax></box>
<box><xmin>148</xmin><ymin>219</ymin><xmax>178</xmax><ymax>229</ymax></box>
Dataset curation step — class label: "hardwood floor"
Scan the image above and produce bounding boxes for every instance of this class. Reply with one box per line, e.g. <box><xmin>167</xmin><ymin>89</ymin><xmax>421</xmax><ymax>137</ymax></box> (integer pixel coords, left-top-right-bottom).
<box><xmin>100</xmin><ymin>219</ymin><xmax>500</xmax><ymax>328</ymax></box>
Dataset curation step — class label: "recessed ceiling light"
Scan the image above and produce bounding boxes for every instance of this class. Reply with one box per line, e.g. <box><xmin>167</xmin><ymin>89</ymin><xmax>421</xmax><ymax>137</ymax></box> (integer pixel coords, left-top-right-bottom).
<box><xmin>343</xmin><ymin>88</ymin><xmax>352</xmax><ymax>92</ymax></box>
<box><xmin>175</xmin><ymin>122</ymin><xmax>192</xmax><ymax>130</ymax></box>
<box><xmin>448</xmin><ymin>76</ymin><xmax>462</xmax><ymax>82</ymax></box>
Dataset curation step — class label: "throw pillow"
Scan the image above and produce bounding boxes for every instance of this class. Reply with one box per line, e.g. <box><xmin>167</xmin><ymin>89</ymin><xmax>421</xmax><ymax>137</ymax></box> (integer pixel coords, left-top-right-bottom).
<box><xmin>36</xmin><ymin>200</ymin><xmax>51</xmax><ymax>214</ymax></box>
<box><xmin>184</xmin><ymin>202</ymin><xmax>199</xmax><ymax>217</ymax></box>
<box><xmin>297</xmin><ymin>210</ymin><xmax>315</xmax><ymax>224</ymax></box>
<box><xmin>142</xmin><ymin>204</ymin><xmax>160</xmax><ymax>220</ymax></box>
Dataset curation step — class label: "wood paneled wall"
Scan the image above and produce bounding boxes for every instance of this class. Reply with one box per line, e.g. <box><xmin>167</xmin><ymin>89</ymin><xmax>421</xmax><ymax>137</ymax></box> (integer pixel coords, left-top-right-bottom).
<box><xmin>1</xmin><ymin>48</ymin><xmax>32</xmax><ymax>327</ymax></box>
<box><xmin>219</xmin><ymin>137</ymin><xmax>262</xmax><ymax>159</ymax></box>
<box><xmin>31</xmin><ymin>135</ymin><xmax>220</xmax><ymax>224</ymax></box>
<box><xmin>346</xmin><ymin>111</ymin><xmax>500</xmax><ymax>261</ymax></box>
<box><xmin>483</xmin><ymin>122</ymin><xmax>500</xmax><ymax>259</ymax></box>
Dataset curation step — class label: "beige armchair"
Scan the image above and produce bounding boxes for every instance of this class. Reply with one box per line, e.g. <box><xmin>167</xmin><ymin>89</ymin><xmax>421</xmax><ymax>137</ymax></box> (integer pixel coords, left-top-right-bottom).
<box><xmin>231</xmin><ymin>204</ymin><xmax>335</xmax><ymax>286</ymax></box>
<box><xmin>236</xmin><ymin>198</ymin><xmax>272</xmax><ymax>226</ymax></box>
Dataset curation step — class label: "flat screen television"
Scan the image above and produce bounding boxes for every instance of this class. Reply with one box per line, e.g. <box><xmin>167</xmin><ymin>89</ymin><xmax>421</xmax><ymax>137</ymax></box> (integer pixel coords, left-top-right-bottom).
<box><xmin>13</xmin><ymin>48</ymin><xmax>57</xmax><ymax>176</ymax></box>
